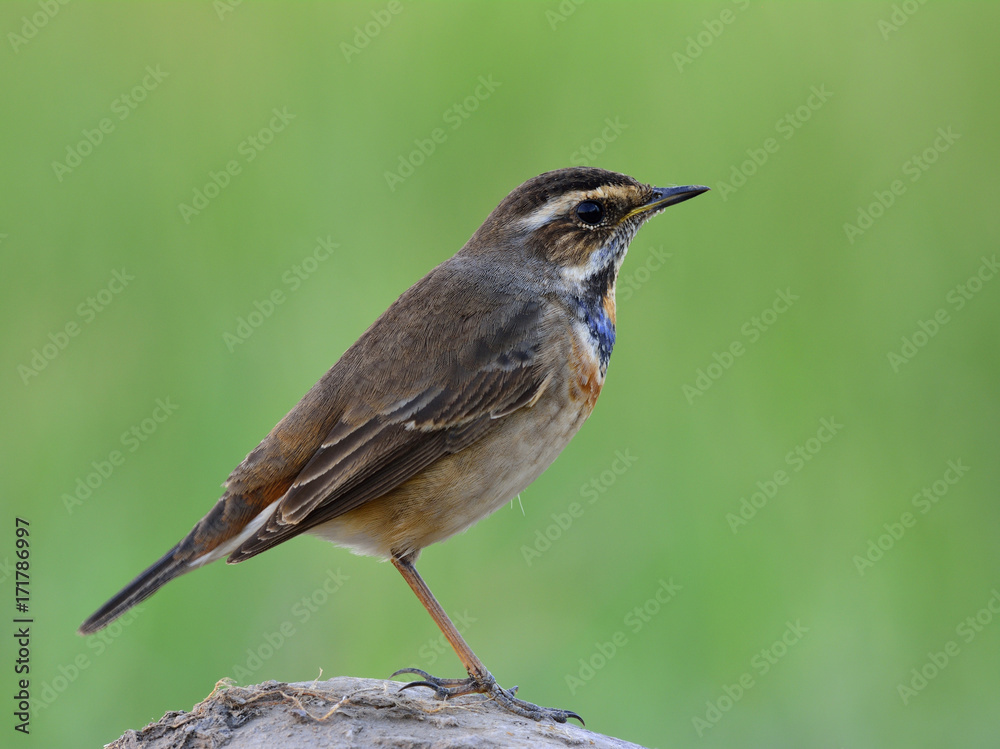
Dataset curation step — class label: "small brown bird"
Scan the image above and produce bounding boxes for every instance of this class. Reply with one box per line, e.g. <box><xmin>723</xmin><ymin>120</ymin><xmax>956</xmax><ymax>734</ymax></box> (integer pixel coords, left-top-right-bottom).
<box><xmin>80</xmin><ymin>167</ymin><xmax>707</xmax><ymax>723</ymax></box>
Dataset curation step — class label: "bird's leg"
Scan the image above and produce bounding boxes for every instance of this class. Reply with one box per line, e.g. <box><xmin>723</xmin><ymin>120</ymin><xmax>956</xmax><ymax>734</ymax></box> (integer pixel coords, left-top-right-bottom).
<box><xmin>390</xmin><ymin>553</ymin><xmax>583</xmax><ymax>725</ymax></box>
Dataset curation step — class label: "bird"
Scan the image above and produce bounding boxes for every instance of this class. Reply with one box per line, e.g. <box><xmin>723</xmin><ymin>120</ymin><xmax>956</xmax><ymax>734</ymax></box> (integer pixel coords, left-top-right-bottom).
<box><xmin>79</xmin><ymin>167</ymin><xmax>708</xmax><ymax>724</ymax></box>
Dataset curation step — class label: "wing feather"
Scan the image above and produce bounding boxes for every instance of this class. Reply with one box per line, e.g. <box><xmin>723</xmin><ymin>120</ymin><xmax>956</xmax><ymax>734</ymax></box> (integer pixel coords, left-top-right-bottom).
<box><xmin>226</xmin><ymin>272</ymin><xmax>551</xmax><ymax>563</ymax></box>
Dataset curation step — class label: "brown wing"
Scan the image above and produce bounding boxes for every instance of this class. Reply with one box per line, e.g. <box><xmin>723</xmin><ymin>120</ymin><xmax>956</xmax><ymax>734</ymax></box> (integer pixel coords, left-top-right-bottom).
<box><xmin>226</xmin><ymin>263</ymin><xmax>551</xmax><ymax>562</ymax></box>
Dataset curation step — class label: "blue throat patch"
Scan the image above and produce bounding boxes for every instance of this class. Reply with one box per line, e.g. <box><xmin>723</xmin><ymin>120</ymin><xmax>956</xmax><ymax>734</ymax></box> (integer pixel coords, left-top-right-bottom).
<box><xmin>572</xmin><ymin>259</ymin><xmax>618</xmax><ymax>373</ymax></box>
<box><xmin>576</xmin><ymin>295</ymin><xmax>616</xmax><ymax>372</ymax></box>
<box><xmin>572</xmin><ymin>236</ymin><xmax>630</xmax><ymax>374</ymax></box>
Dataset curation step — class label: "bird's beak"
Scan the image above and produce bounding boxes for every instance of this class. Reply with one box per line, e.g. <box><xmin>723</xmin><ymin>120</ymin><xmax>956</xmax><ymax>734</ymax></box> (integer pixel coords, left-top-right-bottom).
<box><xmin>625</xmin><ymin>184</ymin><xmax>710</xmax><ymax>220</ymax></box>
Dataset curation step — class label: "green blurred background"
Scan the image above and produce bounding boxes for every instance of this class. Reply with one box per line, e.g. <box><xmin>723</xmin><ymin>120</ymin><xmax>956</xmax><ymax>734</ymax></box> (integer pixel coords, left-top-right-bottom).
<box><xmin>2</xmin><ymin>2</ymin><xmax>998</xmax><ymax>746</ymax></box>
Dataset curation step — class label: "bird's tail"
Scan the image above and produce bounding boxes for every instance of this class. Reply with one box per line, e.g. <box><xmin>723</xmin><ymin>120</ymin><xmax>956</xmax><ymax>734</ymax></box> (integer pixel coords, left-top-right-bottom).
<box><xmin>78</xmin><ymin>544</ymin><xmax>191</xmax><ymax>635</ymax></box>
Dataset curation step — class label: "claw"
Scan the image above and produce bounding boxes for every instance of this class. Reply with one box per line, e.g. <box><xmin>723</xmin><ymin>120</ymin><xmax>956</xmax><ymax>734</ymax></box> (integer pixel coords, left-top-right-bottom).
<box><xmin>397</xmin><ymin>680</ymin><xmax>440</xmax><ymax>693</ymax></box>
<box><xmin>390</xmin><ymin>665</ymin><xmax>582</xmax><ymax>725</ymax></box>
<box><xmin>391</xmin><ymin>667</ymin><xmax>433</xmax><ymax>680</ymax></box>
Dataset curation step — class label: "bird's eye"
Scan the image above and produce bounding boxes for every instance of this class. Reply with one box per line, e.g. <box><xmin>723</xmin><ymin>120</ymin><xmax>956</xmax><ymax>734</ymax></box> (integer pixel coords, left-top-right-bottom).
<box><xmin>575</xmin><ymin>200</ymin><xmax>604</xmax><ymax>225</ymax></box>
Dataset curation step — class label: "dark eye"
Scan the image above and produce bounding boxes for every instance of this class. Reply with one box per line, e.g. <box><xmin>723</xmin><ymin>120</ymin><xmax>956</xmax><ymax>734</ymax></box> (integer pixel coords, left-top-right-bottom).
<box><xmin>575</xmin><ymin>200</ymin><xmax>604</xmax><ymax>225</ymax></box>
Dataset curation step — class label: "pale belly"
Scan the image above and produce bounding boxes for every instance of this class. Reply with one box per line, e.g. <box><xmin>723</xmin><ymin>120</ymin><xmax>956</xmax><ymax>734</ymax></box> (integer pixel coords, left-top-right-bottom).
<box><xmin>310</xmin><ymin>348</ymin><xmax>603</xmax><ymax>559</ymax></box>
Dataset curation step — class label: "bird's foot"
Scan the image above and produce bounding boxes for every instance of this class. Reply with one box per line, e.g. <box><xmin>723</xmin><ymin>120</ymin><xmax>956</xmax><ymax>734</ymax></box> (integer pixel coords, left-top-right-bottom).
<box><xmin>391</xmin><ymin>667</ymin><xmax>584</xmax><ymax>725</ymax></box>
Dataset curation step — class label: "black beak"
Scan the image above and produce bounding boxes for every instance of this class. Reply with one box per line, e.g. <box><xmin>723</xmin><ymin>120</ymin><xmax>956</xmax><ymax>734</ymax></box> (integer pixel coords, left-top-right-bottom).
<box><xmin>624</xmin><ymin>184</ymin><xmax>709</xmax><ymax>220</ymax></box>
<box><xmin>643</xmin><ymin>184</ymin><xmax>710</xmax><ymax>212</ymax></box>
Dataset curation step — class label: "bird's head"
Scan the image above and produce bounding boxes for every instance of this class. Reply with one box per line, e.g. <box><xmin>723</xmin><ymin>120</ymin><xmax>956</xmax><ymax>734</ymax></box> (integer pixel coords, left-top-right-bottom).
<box><xmin>465</xmin><ymin>167</ymin><xmax>708</xmax><ymax>289</ymax></box>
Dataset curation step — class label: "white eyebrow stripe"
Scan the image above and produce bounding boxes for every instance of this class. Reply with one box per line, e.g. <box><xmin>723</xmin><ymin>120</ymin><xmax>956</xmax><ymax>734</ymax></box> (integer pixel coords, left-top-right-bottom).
<box><xmin>516</xmin><ymin>184</ymin><xmax>617</xmax><ymax>232</ymax></box>
<box><xmin>517</xmin><ymin>194</ymin><xmax>578</xmax><ymax>231</ymax></box>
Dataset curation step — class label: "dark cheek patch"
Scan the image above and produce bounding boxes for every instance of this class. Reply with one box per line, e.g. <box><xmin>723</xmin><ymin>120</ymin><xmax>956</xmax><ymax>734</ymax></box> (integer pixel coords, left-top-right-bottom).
<box><xmin>541</xmin><ymin>222</ymin><xmax>606</xmax><ymax>265</ymax></box>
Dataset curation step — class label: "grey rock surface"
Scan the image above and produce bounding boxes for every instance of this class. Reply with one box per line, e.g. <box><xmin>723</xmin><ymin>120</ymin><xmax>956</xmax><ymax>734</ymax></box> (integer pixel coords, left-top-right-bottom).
<box><xmin>107</xmin><ymin>676</ymin><xmax>650</xmax><ymax>749</ymax></box>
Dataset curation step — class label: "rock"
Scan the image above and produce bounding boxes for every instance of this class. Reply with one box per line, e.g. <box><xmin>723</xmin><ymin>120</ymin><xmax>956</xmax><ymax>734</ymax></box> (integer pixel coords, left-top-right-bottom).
<box><xmin>107</xmin><ymin>676</ymin><xmax>649</xmax><ymax>749</ymax></box>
